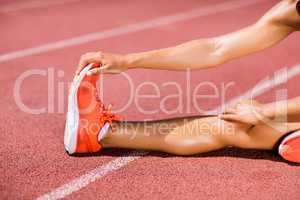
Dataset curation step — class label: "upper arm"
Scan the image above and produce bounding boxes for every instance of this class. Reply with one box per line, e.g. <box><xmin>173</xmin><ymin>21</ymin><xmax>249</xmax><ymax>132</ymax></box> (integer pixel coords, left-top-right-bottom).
<box><xmin>212</xmin><ymin>1</ymin><xmax>299</xmax><ymax>64</ymax></box>
<box><xmin>260</xmin><ymin>0</ymin><xmax>300</xmax><ymax>30</ymax></box>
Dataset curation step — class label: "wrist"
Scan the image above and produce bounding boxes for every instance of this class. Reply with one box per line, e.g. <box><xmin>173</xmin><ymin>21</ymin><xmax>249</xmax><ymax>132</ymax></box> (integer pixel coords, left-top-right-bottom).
<box><xmin>123</xmin><ymin>49</ymin><xmax>167</xmax><ymax>70</ymax></box>
<box><xmin>123</xmin><ymin>53</ymin><xmax>145</xmax><ymax>69</ymax></box>
<box><xmin>262</xmin><ymin>103</ymin><xmax>275</xmax><ymax>120</ymax></box>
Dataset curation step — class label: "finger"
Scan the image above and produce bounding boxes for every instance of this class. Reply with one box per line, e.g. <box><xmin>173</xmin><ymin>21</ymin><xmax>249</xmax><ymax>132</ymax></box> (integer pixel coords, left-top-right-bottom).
<box><xmin>98</xmin><ymin>65</ymin><xmax>110</xmax><ymax>72</ymax></box>
<box><xmin>77</xmin><ymin>54</ymin><xmax>90</xmax><ymax>74</ymax></box>
<box><xmin>86</xmin><ymin>64</ymin><xmax>110</xmax><ymax>76</ymax></box>
<box><xmin>236</xmin><ymin>103</ymin><xmax>250</xmax><ymax>111</ymax></box>
<box><xmin>87</xmin><ymin>68</ymin><xmax>101</xmax><ymax>76</ymax></box>
<box><xmin>76</xmin><ymin>63</ymin><xmax>86</xmax><ymax>75</ymax></box>
<box><xmin>77</xmin><ymin>56</ymin><xmax>101</xmax><ymax>75</ymax></box>
<box><xmin>240</xmin><ymin>99</ymin><xmax>260</xmax><ymax>107</ymax></box>
<box><xmin>236</xmin><ymin>102</ymin><xmax>243</xmax><ymax>109</ymax></box>
<box><xmin>224</xmin><ymin>107</ymin><xmax>237</xmax><ymax>114</ymax></box>
<box><xmin>219</xmin><ymin>114</ymin><xmax>242</xmax><ymax>123</ymax></box>
<box><xmin>77</xmin><ymin>59</ymin><xmax>95</xmax><ymax>74</ymax></box>
<box><xmin>239</xmin><ymin>99</ymin><xmax>250</xmax><ymax>105</ymax></box>
<box><xmin>99</xmin><ymin>65</ymin><xmax>122</xmax><ymax>74</ymax></box>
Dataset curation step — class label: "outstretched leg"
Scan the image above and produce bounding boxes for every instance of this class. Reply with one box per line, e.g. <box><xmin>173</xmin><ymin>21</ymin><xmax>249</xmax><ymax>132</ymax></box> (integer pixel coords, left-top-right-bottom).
<box><xmin>65</xmin><ymin>64</ymin><xmax>300</xmax><ymax>161</ymax></box>
<box><xmin>101</xmin><ymin>116</ymin><xmax>251</xmax><ymax>155</ymax></box>
<box><xmin>101</xmin><ymin>116</ymin><xmax>300</xmax><ymax>156</ymax></box>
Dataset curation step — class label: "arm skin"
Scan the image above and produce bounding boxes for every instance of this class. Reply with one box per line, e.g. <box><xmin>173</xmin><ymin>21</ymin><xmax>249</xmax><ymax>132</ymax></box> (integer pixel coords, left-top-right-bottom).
<box><xmin>219</xmin><ymin>97</ymin><xmax>300</xmax><ymax>125</ymax></box>
<box><xmin>263</xmin><ymin>96</ymin><xmax>300</xmax><ymax>122</ymax></box>
<box><xmin>124</xmin><ymin>0</ymin><xmax>300</xmax><ymax>71</ymax></box>
<box><xmin>79</xmin><ymin>0</ymin><xmax>300</xmax><ymax>75</ymax></box>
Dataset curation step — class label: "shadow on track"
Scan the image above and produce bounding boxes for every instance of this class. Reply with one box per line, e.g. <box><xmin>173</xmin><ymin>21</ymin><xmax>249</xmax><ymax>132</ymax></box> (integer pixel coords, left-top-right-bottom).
<box><xmin>70</xmin><ymin>147</ymin><xmax>300</xmax><ymax>166</ymax></box>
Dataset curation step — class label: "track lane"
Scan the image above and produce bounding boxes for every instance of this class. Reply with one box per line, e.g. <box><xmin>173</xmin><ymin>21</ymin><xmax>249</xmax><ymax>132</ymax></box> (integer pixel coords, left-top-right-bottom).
<box><xmin>66</xmin><ymin>150</ymin><xmax>300</xmax><ymax>200</ymax></box>
<box><xmin>0</xmin><ymin>0</ymin><xmax>224</xmax><ymax>54</ymax></box>
<box><xmin>41</xmin><ymin>65</ymin><xmax>300</xmax><ymax>200</ymax></box>
<box><xmin>1</xmin><ymin>0</ymin><xmax>299</xmax><ymax>199</ymax></box>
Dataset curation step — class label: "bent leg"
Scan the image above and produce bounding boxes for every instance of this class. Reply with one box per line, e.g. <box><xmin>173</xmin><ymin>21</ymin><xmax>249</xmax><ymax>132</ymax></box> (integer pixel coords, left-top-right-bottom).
<box><xmin>101</xmin><ymin>116</ymin><xmax>252</xmax><ymax>155</ymax></box>
<box><xmin>239</xmin><ymin>121</ymin><xmax>300</xmax><ymax>150</ymax></box>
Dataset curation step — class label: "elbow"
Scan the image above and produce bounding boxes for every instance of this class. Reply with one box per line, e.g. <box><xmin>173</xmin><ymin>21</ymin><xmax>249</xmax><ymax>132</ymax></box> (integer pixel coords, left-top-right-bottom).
<box><xmin>209</xmin><ymin>38</ymin><xmax>227</xmax><ymax>67</ymax></box>
<box><xmin>178</xmin><ymin>38</ymin><xmax>227</xmax><ymax>70</ymax></box>
<box><xmin>191</xmin><ymin>38</ymin><xmax>226</xmax><ymax>69</ymax></box>
<box><xmin>209</xmin><ymin>53</ymin><xmax>226</xmax><ymax>68</ymax></box>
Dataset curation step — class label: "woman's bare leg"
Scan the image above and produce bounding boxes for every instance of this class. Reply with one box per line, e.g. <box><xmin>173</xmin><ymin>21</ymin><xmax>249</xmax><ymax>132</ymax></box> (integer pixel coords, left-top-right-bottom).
<box><xmin>240</xmin><ymin>121</ymin><xmax>300</xmax><ymax>150</ymax></box>
<box><xmin>101</xmin><ymin>116</ymin><xmax>300</xmax><ymax>155</ymax></box>
<box><xmin>101</xmin><ymin>117</ymin><xmax>252</xmax><ymax>155</ymax></box>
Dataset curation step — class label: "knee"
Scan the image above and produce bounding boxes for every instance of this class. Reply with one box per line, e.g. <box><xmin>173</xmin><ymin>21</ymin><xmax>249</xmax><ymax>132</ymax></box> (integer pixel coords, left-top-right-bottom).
<box><xmin>225</xmin><ymin>133</ymin><xmax>252</xmax><ymax>149</ymax></box>
<box><xmin>220</xmin><ymin>126</ymin><xmax>252</xmax><ymax>148</ymax></box>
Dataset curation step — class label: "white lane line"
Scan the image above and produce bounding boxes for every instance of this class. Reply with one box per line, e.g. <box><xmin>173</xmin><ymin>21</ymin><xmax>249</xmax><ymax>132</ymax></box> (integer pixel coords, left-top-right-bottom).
<box><xmin>35</xmin><ymin>63</ymin><xmax>300</xmax><ymax>200</ymax></box>
<box><xmin>0</xmin><ymin>0</ymin><xmax>81</xmax><ymax>13</ymax></box>
<box><xmin>36</xmin><ymin>151</ymin><xmax>147</xmax><ymax>200</ymax></box>
<box><xmin>0</xmin><ymin>0</ymin><xmax>268</xmax><ymax>63</ymax></box>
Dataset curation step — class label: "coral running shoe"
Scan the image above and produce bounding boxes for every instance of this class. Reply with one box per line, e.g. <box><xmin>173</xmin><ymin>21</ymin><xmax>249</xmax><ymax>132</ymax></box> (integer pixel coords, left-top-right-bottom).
<box><xmin>64</xmin><ymin>64</ymin><xmax>119</xmax><ymax>154</ymax></box>
<box><xmin>278</xmin><ymin>130</ymin><xmax>300</xmax><ymax>163</ymax></box>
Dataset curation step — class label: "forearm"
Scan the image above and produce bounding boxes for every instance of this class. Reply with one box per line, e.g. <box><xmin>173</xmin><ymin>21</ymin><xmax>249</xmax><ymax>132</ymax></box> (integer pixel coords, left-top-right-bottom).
<box><xmin>123</xmin><ymin>22</ymin><xmax>293</xmax><ymax>71</ymax></box>
<box><xmin>263</xmin><ymin>96</ymin><xmax>300</xmax><ymax>120</ymax></box>
<box><xmin>124</xmin><ymin>38</ymin><xmax>219</xmax><ymax>70</ymax></box>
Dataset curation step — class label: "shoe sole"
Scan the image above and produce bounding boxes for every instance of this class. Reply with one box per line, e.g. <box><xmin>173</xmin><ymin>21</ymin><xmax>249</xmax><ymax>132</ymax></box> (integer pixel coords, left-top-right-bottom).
<box><xmin>279</xmin><ymin>130</ymin><xmax>300</xmax><ymax>154</ymax></box>
<box><xmin>64</xmin><ymin>64</ymin><xmax>94</xmax><ymax>154</ymax></box>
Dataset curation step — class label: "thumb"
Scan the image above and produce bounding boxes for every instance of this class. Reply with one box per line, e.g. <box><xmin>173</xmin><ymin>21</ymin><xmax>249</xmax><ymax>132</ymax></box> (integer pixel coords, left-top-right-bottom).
<box><xmin>219</xmin><ymin>114</ymin><xmax>242</xmax><ymax>123</ymax></box>
<box><xmin>99</xmin><ymin>65</ymin><xmax>122</xmax><ymax>74</ymax></box>
<box><xmin>87</xmin><ymin>68</ymin><xmax>100</xmax><ymax>76</ymax></box>
<box><xmin>98</xmin><ymin>65</ymin><xmax>111</xmax><ymax>73</ymax></box>
<box><xmin>86</xmin><ymin>65</ymin><xmax>117</xmax><ymax>75</ymax></box>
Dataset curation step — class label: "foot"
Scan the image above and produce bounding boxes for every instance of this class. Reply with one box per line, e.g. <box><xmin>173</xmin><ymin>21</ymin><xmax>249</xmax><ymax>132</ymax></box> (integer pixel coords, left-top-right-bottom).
<box><xmin>64</xmin><ymin>64</ymin><xmax>119</xmax><ymax>154</ymax></box>
<box><xmin>279</xmin><ymin>130</ymin><xmax>300</xmax><ymax>163</ymax></box>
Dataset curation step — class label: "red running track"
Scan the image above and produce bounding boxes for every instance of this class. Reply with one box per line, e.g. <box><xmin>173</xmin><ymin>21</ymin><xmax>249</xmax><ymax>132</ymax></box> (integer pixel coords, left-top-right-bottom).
<box><xmin>0</xmin><ymin>0</ymin><xmax>299</xmax><ymax>199</ymax></box>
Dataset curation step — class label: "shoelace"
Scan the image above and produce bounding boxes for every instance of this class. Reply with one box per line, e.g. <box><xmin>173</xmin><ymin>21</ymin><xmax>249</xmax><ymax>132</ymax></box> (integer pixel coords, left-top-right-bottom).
<box><xmin>95</xmin><ymin>90</ymin><xmax>121</xmax><ymax>125</ymax></box>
